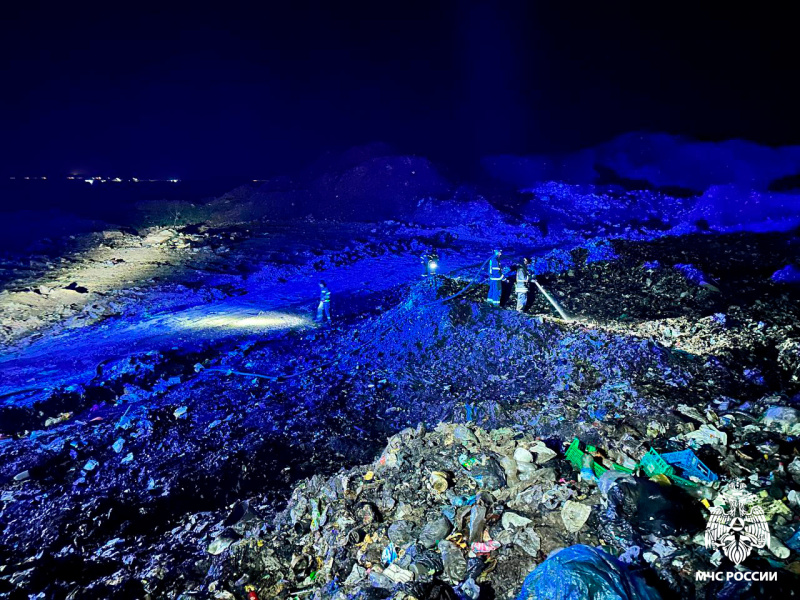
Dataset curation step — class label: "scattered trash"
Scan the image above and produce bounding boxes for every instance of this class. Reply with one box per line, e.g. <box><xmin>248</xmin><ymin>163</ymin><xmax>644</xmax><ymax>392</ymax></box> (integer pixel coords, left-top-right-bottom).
<box><xmin>673</xmin><ymin>423</ymin><xmax>727</xmax><ymax>449</ymax></box>
<box><xmin>468</xmin><ymin>456</ymin><xmax>506</xmax><ymax>490</ymax></box>
<box><xmin>419</xmin><ymin>516</ymin><xmax>453</xmax><ymax>548</ymax></box>
<box><xmin>604</xmin><ymin>477</ymin><xmax>705</xmax><ymax>538</ymax></box>
<box><xmin>530</xmin><ymin>441</ymin><xmax>557</xmax><ymax>464</ymax></box>
<box><xmin>470</xmin><ymin>540</ymin><xmax>501</xmax><ymax>554</ymax></box>
<box><xmin>207</xmin><ymin>531</ymin><xmax>240</xmax><ymax>555</ymax></box>
<box><xmin>440</xmin><ymin>539</ymin><xmax>467</xmax><ymax>583</ymax></box>
<box><xmin>514</xmin><ymin>446</ymin><xmax>534</xmax><ymax>463</ymax></box>
<box><xmin>383</xmin><ymin>562</ymin><xmax>414</xmax><ymax>583</ymax></box>
<box><xmin>2</xmin><ymin>221</ymin><xmax>800</xmax><ymax>598</ymax></box>
<box><xmin>618</xmin><ymin>545</ymin><xmax>641</xmax><ymax>564</ymax></box>
<box><xmin>502</xmin><ymin>512</ymin><xmax>533</xmax><ymax>529</ymax></box>
<box><xmin>44</xmin><ymin>412</ymin><xmax>71</xmax><ymax>427</ymax></box>
<box><xmin>430</xmin><ymin>470</ymin><xmax>450</xmax><ymax>492</ymax></box>
<box><xmin>381</xmin><ymin>541</ymin><xmax>398</xmax><ymax>565</ymax></box>
<box><xmin>561</xmin><ymin>500</ymin><xmax>592</xmax><ymax>533</ymax></box>
<box><xmin>762</xmin><ymin>406</ymin><xmax>800</xmax><ymax>433</ymax></box>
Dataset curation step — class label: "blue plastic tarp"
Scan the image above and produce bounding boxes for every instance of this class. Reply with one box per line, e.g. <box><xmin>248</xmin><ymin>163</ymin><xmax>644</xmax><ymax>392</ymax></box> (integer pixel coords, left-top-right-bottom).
<box><xmin>516</xmin><ymin>545</ymin><xmax>662</xmax><ymax>600</ymax></box>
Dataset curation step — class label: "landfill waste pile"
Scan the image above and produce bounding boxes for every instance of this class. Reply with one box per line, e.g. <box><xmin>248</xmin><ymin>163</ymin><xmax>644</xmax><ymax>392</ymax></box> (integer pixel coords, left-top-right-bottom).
<box><xmin>211</xmin><ymin>422</ymin><xmax>663</xmax><ymax>600</ymax></box>
<box><xmin>0</xmin><ymin>169</ymin><xmax>799</xmax><ymax>599</ymax></box>
<box><xmin>200</xmin><ymin>410</ymin><xmax>800</xmax><ymax>600</ymax></box>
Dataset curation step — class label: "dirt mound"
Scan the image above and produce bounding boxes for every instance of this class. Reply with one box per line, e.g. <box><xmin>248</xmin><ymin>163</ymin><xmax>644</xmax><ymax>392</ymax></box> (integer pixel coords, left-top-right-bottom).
<box><xmin>411</xmin><ymin>187</ymin><xmax>508</xmax><ymax>228</ymax></box>
<box><xmin>484</xmin><ymin>132</ymin><xmax>800</xmax><ymax>193</ymax></box>
<box><xmin>245</xmin><ymin>146</ymin><xmax>451</xmax><ymax>222</ymax></box>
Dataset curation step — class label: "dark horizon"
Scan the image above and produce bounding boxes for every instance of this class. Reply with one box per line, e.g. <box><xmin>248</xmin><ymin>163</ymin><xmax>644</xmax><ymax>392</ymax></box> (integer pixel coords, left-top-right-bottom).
<box><xmin>3</xmin><ymin>1</ymin><xmax>800</xmax><ymax>180</ymax></box>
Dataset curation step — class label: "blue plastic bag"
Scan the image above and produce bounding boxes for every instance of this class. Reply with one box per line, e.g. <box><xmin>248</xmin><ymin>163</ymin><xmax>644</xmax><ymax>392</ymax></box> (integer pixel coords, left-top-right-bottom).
<box><xmin>516</xmin><ymin>545</ymin><xmax>661</xmax><ymax>600</ymax></box>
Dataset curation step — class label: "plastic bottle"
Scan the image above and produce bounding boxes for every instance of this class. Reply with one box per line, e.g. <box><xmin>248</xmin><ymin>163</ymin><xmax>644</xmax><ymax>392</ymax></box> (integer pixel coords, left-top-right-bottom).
<box><xmin>580</xmin><ymin>454</ymin><xmax>596</xmax><ymax>483</ymax></box>
<box><xmin>686</xmin><ymin>483</ymin><xmax>717</xmax><ymax>502</ymax></box>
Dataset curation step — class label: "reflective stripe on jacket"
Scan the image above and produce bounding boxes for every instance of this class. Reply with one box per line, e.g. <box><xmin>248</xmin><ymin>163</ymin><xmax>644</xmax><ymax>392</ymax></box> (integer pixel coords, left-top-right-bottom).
<box><xmin>321</xmin><ymin>289</ymin><xmax>331</xmax><ymax>303</ymax></box>
<box><xmin>489</xmin><ymin>257</ymin><xmax>503</xmax><ymax>281</ymax></box>
<box><xmin>515</xmin><ymin>267</ymin><xmax>529</xmax><ymax>292</ymax></box>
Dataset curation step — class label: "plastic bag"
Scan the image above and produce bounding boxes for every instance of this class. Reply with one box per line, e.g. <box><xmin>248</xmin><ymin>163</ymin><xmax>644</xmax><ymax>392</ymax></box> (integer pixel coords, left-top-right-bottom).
<box><xmin>605</xmin><ymin>478</ymin><xmax>704</xmax><ymax>538</ymax></box>
<box><xmin>419</xmin><ymin>516</ymin><xmax>452</xmax><ymax>548</ymax></box>
<box><xmin>440</xmin><ymin>539</ymin><xmax>467</xmax><ymax>583</ymax></box>
<box><xmin>515</xmin><ymin>544</ymin><xmax>662</xmax><ymax>600</ymax></box>
<box><xmin>469</xmin><ymin>456</ymin><xmax>507</xmax><ymax>490</ymax></box>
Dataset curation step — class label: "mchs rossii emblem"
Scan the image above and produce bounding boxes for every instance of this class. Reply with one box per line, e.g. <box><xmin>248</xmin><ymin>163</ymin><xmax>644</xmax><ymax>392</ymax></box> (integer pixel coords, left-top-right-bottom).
<box><xmin>704</xmin><ymin>481</ymin><xmax>770</xmax><ymax>565</ymax></box>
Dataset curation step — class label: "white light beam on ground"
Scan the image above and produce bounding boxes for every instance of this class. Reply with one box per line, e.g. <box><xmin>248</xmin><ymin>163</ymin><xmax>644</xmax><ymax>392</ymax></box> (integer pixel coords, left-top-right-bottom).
<box><xmin>174</xmin><ymin>310</ymin><xmax>313</xmax><ymax>331</ymax></box>
<box><xmin>533</xmin><ymin>279</ymin><xmax>571</xmax><ymax>321</ymax></box>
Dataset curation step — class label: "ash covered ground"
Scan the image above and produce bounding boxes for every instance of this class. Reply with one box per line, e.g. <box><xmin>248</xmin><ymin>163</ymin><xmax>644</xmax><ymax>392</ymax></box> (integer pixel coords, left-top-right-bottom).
<box><xmin>1</xmin><ymin>139</ymin><xmax>800</xmax><ymax>599</ymax></box>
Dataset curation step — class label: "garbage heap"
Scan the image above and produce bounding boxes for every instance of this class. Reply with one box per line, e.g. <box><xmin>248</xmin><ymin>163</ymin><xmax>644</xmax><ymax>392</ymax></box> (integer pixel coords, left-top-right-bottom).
<box><xmin>204</xmin><ymin>409</ymin><xmax>800</xmax><ymax>600</ymax></box>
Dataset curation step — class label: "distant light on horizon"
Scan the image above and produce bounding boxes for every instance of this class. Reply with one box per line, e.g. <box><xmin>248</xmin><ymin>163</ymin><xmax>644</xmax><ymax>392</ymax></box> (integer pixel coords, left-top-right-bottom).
<box><xmin>6</xmin><ymin>175</ymin><xmax>253</xmax><ymax>183</ymax></box>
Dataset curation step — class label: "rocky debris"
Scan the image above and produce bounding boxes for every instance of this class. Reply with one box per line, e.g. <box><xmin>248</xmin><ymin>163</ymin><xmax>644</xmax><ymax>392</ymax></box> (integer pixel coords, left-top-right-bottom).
<box><xmin>412</xmin><ymin>189</ymin><xmax>508</xmax><ymax>229</ymax></box>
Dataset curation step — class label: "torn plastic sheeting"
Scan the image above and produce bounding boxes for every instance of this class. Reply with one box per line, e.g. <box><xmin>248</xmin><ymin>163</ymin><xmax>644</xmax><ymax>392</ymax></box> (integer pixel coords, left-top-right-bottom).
<box><xmin>762</xmin><ymin>406</ymin><xmax>800</xmax><ymax>433</ymax></box>
<box><xmin>673</xmin><ymin>424</ymin><xmax>727</xmax><ymax>449</ymax></box>
<box><xmin>561</xmin><ymin>500</ymin><xmax>592</xmax><ymax>533</ymax></box>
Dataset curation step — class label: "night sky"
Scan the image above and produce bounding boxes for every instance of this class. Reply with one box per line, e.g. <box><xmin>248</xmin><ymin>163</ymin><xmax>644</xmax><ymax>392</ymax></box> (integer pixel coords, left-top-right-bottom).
<box><xmin>3</xmin><ymin>1</ymin><xmax>799</xmax><ymax>179</ymax></box>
